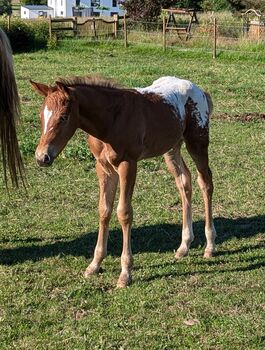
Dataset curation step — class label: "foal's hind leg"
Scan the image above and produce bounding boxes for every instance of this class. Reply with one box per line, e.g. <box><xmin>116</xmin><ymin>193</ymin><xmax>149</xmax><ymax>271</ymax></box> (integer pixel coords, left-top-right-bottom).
<box><xmin>185</xmin><ymin>142</ymin><xmax>216</xmax><ymax>258</ymax></box>
<box><xmin>164</xmin><ymin>146</ymin><xmax>194</xmax><ymax>259</ymax></box>
<box><xmin>84</xmin><ymin>161</ymin><xmax>118</xmax><ymax>277</ymax></box>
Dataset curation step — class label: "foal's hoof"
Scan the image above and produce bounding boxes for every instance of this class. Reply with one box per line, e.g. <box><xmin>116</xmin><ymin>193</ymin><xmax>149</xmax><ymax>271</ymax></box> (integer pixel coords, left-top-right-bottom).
<box><xmin>175</xmin><ymin>249</ymin><xmax>189</xmax><ymax>260</ymax></box>
<box><xmin>116</xmin><ymin>274</ymin><xmax>132</xmax><ymax>288</ymax></box>
<box><xmin>84</xmin><ymin>265</ymin><xmax>102</xmax><ymax>278</ymax></box>
<box><xmin>203</xmin><ymin>250</ymin><xmax>214</xmax><ymax>259</ymax></box>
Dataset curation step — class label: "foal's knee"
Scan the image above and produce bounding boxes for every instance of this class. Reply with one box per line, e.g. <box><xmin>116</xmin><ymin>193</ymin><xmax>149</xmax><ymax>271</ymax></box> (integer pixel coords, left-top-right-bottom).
<box><xmin>117</xmin><ymin>205</ymin><xmax>133</xmax><ymax>225</ymax></box>
<box><xmin>99</xmin><ymin>204</ymin><xmax>112</xmax><ymax>223</ymax></box>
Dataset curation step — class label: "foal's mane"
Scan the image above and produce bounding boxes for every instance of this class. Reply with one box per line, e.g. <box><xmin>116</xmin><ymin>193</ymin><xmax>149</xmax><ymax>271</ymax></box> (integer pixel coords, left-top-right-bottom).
<box><xmin>57</xmin><ymin>75</ymin><xmax>121</xmax><ymax>89</ymax></box>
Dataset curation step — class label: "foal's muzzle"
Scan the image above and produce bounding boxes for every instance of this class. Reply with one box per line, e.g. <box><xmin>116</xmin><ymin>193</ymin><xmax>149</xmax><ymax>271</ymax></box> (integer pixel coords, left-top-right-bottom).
<box><xmin>35</xmin><ymin>151</ymin><xmax>54</xmax><ymax>167</ymax></box>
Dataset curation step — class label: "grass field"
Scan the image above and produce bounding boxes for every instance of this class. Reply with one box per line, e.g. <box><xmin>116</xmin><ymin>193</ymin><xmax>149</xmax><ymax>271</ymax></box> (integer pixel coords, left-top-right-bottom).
<box><xmin>0</xmin><ymin>40</ymin><xmax>264</xmax><ymax>349</ymax></box>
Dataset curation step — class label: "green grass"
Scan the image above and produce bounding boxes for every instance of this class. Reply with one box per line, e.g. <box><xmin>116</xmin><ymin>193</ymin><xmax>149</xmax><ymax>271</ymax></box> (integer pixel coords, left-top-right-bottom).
<box><xmin>0</xmin><ymin>40</ymin><xmax>264</xmax><ymax>349</ymax></box>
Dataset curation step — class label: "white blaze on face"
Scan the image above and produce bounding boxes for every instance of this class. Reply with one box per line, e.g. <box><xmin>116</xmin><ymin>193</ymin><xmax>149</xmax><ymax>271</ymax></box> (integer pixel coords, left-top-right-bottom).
<box><xmin>136</xmin><ymin>76</ymin><xmax>210</xmax><ymax>128</ymax></box>
<box><xmin>43</xmin><ymin>105</ymin><xmax>53</xmax><ymax>134</ymax></box>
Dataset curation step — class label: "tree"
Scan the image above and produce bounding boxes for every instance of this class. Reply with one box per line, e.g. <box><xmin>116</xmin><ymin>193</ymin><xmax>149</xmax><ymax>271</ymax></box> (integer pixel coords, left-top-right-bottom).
<box><xmin>201</xmin><ymin>0</ymin><xmax>232</xmax><ymax>11</ymax></box>
<box><xmin>0</xmin><ymin>0</ymin><xmax>11</xmax><ymax>15</ymax></box>
<box><xmin>240</xmin><ymin>0</ymin><xmax>265</xmax><ymax>12</ymax></box>
<box><xmin>173</xmin><ymin>0</ymin><xmax>202</xmax><ymax>8</ymax></box>
<box><xmin>123</xmin><ymin>0</ymin><xmax>162</xmax><ymax>21</ymax></box>
<box><xmin>20</xmin><ymin>0</ymin><xmax>47</xmax><ymax>4</ymax></box>
<box><xmin>123</xmin><ymin>1</ymin><xmax>202</xmax><ymax>21</ymax></box>
<box><xmin>228</xmin><ymin>0</ymin><xmax>265</xmax><ymax>11</ymax></box>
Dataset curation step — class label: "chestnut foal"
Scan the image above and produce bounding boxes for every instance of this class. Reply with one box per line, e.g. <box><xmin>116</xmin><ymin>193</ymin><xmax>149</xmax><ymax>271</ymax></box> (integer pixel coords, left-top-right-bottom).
<box><xmin>31</xmin><ymin>76</ymin><xmax>216</xmax><ymax>288</ymax></box>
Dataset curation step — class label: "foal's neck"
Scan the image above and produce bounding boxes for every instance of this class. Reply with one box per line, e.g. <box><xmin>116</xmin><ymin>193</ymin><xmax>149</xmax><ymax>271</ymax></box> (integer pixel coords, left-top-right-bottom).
<box><xmin>76</xmin><ymin>85</ymin><xmax>123</xmax><ymax>140</ymax></box>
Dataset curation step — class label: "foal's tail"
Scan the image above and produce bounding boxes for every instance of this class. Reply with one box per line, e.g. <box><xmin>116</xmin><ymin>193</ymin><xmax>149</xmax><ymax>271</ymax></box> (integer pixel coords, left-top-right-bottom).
<box><xmin>204</xmin><ymin>91</ymin><xmax>213</xmax><ymax>116</ymax></box>
<box><xmin>0</xmin><ymin>28</ymin><xmax>25</xmax><ymax>187</ymax></box>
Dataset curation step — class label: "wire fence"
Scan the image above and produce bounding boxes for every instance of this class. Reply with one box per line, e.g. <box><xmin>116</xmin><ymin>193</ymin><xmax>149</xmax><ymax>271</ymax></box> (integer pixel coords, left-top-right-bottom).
<box><xmin>49</xmin><ymin>16</ymin><xmax>265</xmax><ymax>115</ymax></box>
<box><xmin>121</xmin><ymin>18</ymin><xmax>265</xmax><ymax>57</ymax></box>
<box><xmin>3</xmin><ymin>13</ymin><xmax>265</xmax><ymax>59</ymax></box>
<box><xmin>48</xmin><ymin>15</ymin><xmax>265</xmax><ymax>61</ymax></box>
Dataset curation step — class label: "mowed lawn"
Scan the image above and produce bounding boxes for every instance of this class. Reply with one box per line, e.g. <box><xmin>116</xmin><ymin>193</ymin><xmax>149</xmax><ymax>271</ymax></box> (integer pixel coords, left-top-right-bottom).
<box><xmin>0</xmin><ymin>41</ymin><xmax>264</xmax><ymax>349</ymax></box>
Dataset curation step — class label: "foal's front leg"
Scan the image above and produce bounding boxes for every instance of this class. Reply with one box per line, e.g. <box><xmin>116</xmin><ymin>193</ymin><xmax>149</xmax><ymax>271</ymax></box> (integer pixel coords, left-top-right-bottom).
<box><xmin>84</xmin><ymin>161</ymin><xmax>118</xmax><ymax>277</ymax></box>
<box><xmin>116</xmin><ymin>160</ymin><xmax>137</xmax><ymax>288</ymax></box>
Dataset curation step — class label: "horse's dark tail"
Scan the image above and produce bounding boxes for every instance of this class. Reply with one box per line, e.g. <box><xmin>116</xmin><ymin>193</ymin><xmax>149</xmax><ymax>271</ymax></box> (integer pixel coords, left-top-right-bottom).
<box><xmin>0</xmin><ymin>28</ymin><xmax>25</xmax><ymax>188</ymax></box>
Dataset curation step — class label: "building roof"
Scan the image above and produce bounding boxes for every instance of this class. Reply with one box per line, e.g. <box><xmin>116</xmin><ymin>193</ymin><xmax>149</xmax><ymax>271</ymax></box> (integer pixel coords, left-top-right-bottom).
<box><xmin>21</xmin><ymin>5</ymin><xmax>54</xmax><ymax>10</ymax></box>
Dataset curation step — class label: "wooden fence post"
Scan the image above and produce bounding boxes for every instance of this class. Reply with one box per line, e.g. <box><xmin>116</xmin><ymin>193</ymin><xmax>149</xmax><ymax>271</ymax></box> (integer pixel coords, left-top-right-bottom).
<box><xmin>213</xmin><ymin>17</ymin><xmax>217</xmax><ymax>59</ymax></box>
<box><xmin>7</xmin><ymin>15</ymin><xmax>11</xmax><ymax>31</ymax></box>
<box><xmin>162</xmin><ymin>14</ymin><xmax>166</xmax><ymax>51</ymax></box>
<box><xmin>123</xmin><ymin>14</ymin><xmax>128</xmax><ymax>48</ymax></box>
<box><xmin>49</xmin><ymin>15</ymin><xmax>52</xmax><ymax>40</ymax></box>
<box><xmin>73</xmin><ymin>16</ymin><xmax>78</xmax><ymax>37</ymax></box>
<box><xmin>113</xmin><ymin>14</ymin><xmax>118</xmax><ymax>38</ymax></box>
<box><xmin>93</xmin><ymin>18</ymin><xmax>97</xmax><ymax>39</ymax></box>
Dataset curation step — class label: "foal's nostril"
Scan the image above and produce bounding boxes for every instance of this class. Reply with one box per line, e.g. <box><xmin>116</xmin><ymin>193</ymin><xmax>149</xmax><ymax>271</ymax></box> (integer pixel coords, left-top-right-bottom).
<box><xmin>43</xmin><ymin>153</ymin><xmax>51</xmax><ymax>164</ymax></box>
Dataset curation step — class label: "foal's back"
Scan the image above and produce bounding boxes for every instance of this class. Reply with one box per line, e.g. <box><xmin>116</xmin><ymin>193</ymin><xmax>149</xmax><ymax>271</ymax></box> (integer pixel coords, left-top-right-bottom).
<box><xmin>137</xmin><ymin>76</ymin><xmax>211</xmax><ymax>129</ymax></box>
<box><xmin>135</xmin><ymin>76</ymin><xmax>212</xmax><ymax>158</ymax></box>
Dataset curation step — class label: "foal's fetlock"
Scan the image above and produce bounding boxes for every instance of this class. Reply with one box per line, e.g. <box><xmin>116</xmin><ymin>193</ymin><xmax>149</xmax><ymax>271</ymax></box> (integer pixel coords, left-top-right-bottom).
<box><xmin>203</xmin><ymin>248</ymin><xmax>215</xmax><ymax>259</ymax></box>
<box><xmin>175</xmin><ymin>238</ymin><xmax>193</xmax><ymax>259</ymax></box>
<box><xmin>84</xmin><ymin>263</ymin><xmax>102</xmax><ymax>278</ymax></box>
<box><xmin>175</xmin><ymin>247</ymin><xmax>189</xmax><ymax>259</ymax></box>
<box><xmin>116</xmin><ymin>272</ymin><xmax>132</xmax><ymax>288</ymax></box>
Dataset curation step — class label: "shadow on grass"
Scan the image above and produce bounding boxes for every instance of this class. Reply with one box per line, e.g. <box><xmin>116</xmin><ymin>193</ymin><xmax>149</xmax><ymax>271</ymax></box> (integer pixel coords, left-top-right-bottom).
<box><xmin>0</xmin><ymin>215</ymin><xmax>264</xmax><ymax>266</ymax></box>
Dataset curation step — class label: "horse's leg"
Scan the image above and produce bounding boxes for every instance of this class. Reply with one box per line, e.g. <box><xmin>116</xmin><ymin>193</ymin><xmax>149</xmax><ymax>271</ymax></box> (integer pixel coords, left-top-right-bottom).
<box><xmin>116</xmin><ymin>160</ymin><xmax>137</xmax><ymax>288</ymax></box>
<box><xmin>185</xmin><ymin>142</ymin><xmax>216</xmax><ymax>258</ymax></box>
<box><xmin>164</xmin><ymin>146</ymin><xmax>194</xmax><ymax>259</ymax></box>
<box><xmin>84</xmin><ymin>161</ymin><xmax>118</xmax><ymax>277</ymax></box>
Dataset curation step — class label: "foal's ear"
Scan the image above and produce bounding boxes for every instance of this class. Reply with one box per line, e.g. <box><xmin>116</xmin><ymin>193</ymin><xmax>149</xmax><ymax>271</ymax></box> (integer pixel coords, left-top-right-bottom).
<box><xmin>30</xmin><ymin>80</ymin><xmax>49</xmax><ymax>97</ymax></box>
<box><xmin>55</xmin><ymin>81</ymin><xmax>71</xmax><ymax>96</ymax></box>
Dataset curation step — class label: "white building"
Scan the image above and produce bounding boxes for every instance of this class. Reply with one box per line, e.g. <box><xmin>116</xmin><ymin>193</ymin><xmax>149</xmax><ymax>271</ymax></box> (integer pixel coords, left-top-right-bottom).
<box><xmin>21</xmin><ymin>0</ymin><xmax>124</xmax><ymax>19</ymax></box>
<box><xmin>91</xmin><ymin>0</ymin><xmax>124</xmax><ymax>17</ymax></box>
<box><xmin>46</xmin><ymin>0</ymin><xmax>124</xmax><ymax>18</ymax></box>
<box><xmin>47</xmin><ymin>0</ymin><xmax>75</xmax><ymax>18</ymax></box>
<box><xmin>21</xmin><ymin>5</ymin><xmax>54</xmax><ymax>19</ymax></box>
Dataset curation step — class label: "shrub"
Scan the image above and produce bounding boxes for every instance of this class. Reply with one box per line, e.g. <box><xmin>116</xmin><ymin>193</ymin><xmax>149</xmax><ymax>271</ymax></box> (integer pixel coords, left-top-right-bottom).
<box><xmin>0</xmin><ymin>17</ymin><xmax>49</xmax><ymax>52</ymax></box>
<box><xmin>27</xmin><ymin>19</ymin><xmax>49</xmax><ymax>48</ymax></box>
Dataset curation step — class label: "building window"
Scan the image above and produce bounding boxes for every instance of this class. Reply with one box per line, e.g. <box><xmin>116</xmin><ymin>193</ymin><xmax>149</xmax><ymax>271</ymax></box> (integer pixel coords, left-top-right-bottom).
<box><xmin>61</xmin><ymin>11</ymin><xmax>63</xmax><ymax>15</ymax></box>
<box><xmin>38</xmin><ymin>11</ymin><xmax>48</xmax><ymax>17</ymax></box>
<box><xmin>112</xmin><ymin>0</ymin><xmax>117</xmax><ymax>6</ymax></box>
<box><xmin>24</xmin><ymin>11</ymin><xmax>26</xmax><ymax>14</ymax></box>
<box><xmin>92</xmin><ymin>0</ymin><xmax>100</xmax><ymax>6</ymax></box>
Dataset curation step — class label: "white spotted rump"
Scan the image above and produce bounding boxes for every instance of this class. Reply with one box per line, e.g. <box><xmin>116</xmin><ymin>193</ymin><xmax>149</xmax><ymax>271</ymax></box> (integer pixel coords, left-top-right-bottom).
<box><xmin>136</xmin><ymin>76</ymin><xmax>210</xmax><ymax>128</ymax></box>
<box><xmin>43</xmin><ymin>105</ymin><xmax>53</xmax><ymax>134</ymax></box>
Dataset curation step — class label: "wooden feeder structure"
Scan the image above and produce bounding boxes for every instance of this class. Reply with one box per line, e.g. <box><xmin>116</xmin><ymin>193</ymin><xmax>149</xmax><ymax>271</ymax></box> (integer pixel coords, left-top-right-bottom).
<box><xmin>242</xmin><ymin>9</ymin><xmax>265</xmax><ymax>40</ymax></box>
<box><xmin>162</xmin><ymin>8</ymin><xmax>198</xmax><ymax>41</ymax></box>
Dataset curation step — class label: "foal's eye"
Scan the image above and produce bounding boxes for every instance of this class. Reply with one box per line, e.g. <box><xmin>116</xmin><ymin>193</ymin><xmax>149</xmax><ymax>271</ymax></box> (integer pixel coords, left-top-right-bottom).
<box><xmin>59</xmin><ymin>114</ymin><xmax>68</xmax><ymax>123</ymax></box>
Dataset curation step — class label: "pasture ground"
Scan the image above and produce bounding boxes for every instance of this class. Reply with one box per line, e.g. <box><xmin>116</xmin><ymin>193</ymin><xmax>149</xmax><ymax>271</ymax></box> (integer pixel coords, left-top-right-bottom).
<box><xmin>0</xmin><ymin>40</ymin><xmax>264</xmax><ymax>349</ymax></box>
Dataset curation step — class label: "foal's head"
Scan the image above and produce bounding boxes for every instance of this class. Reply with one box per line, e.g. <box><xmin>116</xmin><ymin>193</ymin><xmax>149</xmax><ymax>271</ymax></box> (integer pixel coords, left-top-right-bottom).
<box><xmin>31</xmin><ymin>81</ymin><xmax>79</xmax><ymax>167</ymax></box>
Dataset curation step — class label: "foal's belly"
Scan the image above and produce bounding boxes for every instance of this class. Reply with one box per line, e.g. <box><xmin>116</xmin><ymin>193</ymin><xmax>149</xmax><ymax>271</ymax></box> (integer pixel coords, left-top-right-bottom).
<box><xmin>138</xmin><ymin>127</ymin><xmax>183</xmax><ymax>160</ymax></box>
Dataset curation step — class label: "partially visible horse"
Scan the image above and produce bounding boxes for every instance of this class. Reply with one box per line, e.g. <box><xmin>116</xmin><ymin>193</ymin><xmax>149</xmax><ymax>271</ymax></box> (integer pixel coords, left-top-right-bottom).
<box><xmin>0</xmin><ymin>28</ymin><xmax>24</xmax><ymax>187</ymax></box>
<box><xmin>31</xmin><ymin>75</ymin><xmax>216</xmax><ymax>288</ymax></box>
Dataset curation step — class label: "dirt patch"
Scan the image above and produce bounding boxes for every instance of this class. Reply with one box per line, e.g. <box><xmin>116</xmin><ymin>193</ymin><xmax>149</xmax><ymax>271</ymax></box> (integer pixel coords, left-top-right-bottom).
<box><xmin>213</xmin><ymin>113</ymin><xmax>265</xmax><ymax>122</ymax></box>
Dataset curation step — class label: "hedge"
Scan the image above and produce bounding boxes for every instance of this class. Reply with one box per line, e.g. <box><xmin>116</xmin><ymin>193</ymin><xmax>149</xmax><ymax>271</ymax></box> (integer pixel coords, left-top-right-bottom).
<box><xmin>0</xmin><ymin>16</ymin><xmax>49</xmax><ymax>52</ymax></box>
